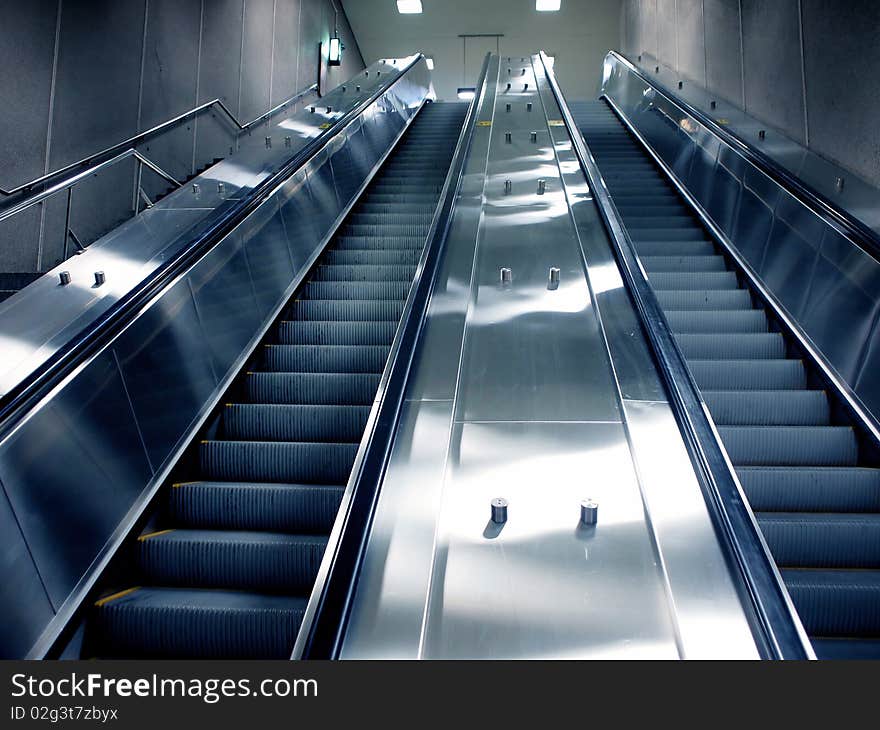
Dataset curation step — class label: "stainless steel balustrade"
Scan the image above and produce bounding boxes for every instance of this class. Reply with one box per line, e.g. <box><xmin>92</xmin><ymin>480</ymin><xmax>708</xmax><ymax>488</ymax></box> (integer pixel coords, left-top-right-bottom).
<box><xmin>0</xmin><ymin>55</ymin><xmax>433</xmax><ymax>659</ymax></box>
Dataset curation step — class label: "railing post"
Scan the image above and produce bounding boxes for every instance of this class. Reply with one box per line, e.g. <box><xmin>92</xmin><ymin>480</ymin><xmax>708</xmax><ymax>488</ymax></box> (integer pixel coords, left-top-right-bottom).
<box><xmin>63</xmin><ymin>187</ymin><xmax>73</xmax><ymax>261</ymax></box>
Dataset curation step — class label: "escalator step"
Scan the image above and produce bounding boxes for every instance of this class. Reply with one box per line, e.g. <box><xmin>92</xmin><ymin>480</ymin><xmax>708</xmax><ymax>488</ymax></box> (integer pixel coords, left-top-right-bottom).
<box><xmin>137</xmin><ymin>529</ymin><xmax>327</xmax><ymax>592</ymax></box>
<box><xmin>276</xmin><ymin>320</ymin><xmax>397</xmax><ymax>346</ymax></box>
<box><xmin>656</xmin><ymin>289</ymin><xmax>752</xmax><ymax>310</ymax></box>
<box><xmin>666</xmin><ymin>309</ymin><xmax>767</xmax><ymax>333</ymax></box>
<box><xmin>737</xmin><ymin>467</ymin><xmax>880</xmax><ymax>513</ymax></box>
<box><xmin>634</xmin><ymin>239</ymin><xmax>715</xmax><ymax>256</ymax></box>
<box><xmin>313</xmin><ymin>264</ymin><xmax>417</xmax><ymax>282</ymax></box>
<box><xmin>811</xmin><ymin>638</ymin><xmax>880</xmax><ymax>659</ymax></box>
<box><xmin>200</xmin><ymin>440</ymin><xmax>357</xmax><ymax>484</ymax></box>
<box><xmin>223</xmin><ymin>403</ymin><xmax>370</xmax><ymax>442</ymax></box>
<box><xmin>757</xmin><ymin>513</ymin><xmax>880</xmax><ymax>568</ymax></box>
<box><xmin>676</xmin><ymin>332</ymin><xmax>785</xmax><ymax>359</ymax></box>
<box><xmin>325</xmin><ymin>249</ymin><xmax>422</xmax><ymax>266</ymax></box>
<box><xmin>287</xmin><ymin>299</ymin><xmax>405</xmax><ymax>321</ymax></box>
<box><xmin>168</xmin><ymin>481</ymin><xmax>344</xmax><ymax>532</ymax></box>
<box><xmin>302</xmin><ymin>281</ymin><xmax>411</xmax><ymax>300</ymax></box>
<box><xmin>703</xmin><ymin>390</ymin><xmax>829</xmax><ymax>425</ymax></box>
<box><xmin>689</xmin><ymin>359</ymin><xmax>805</xmax><ymax>390</ymax></box>
<box><xmin>782</xmin><ymin>569</ymin><xmax>880</xmax><ymax>637</ymax></box>
<box><xmin>262</xmin><ymin>344</ymin><xmax>390</xmax><ymax>373</ymax></box>
<box><xmin>91</xmin><ymin>587</ymin><xmax>306</xmax><ymax>659</ymax></box>
<box><xmin>649</xmin><ymin>271</ymin><xmax>738</xmax><ymax>290</ymax></box>
<box><xmin>717</xmin><ymin>426</ymin><xmax>857</xmax><ymax>466</ymax></box>
<box><xmin>640</xmin><ymin>255</ymin><xmax>727</xmax><ymax>272</ymax></box>
<box><xmin>245</xmin><ymin>372</ymin><xmax>380</xmax><ymax>405</ymax></box>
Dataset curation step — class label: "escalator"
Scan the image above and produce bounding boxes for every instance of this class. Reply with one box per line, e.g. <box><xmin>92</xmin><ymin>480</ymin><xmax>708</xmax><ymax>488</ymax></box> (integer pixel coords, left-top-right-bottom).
<box><xmin>82</xmin><ymin>101</ymin><xmax>468</xmax><ymax>659</ymax></box>
<box><xmin>573</xmin><ymin>100</ymin><xmax>880</xmax><ymax>660</ymax></box>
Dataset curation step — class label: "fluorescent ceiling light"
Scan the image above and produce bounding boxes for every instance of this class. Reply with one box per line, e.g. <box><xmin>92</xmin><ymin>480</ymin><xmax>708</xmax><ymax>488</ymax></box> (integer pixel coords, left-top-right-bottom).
<box><xmin>536</xmin><ymin>0</ymin><xmax>561</xmax><ymax>10</ymax></box>
<box><xmin>425</xmin><ymin>57</ymin><xmax>434</xmax><ymax>70</ymax></box>
<box><xmin>328</xmin><ymin>37</ymin><xmax>342</xmax><ymax>66</ymax></box>
<box><xmin>397</xmin><ymin>0</ymin><xmax>423</xmax><ymax>13</ymax></box>
<box><xmin>457</xmin><ymin>87</ymin><xmax>476</xmax><ymax>100</ymax></box>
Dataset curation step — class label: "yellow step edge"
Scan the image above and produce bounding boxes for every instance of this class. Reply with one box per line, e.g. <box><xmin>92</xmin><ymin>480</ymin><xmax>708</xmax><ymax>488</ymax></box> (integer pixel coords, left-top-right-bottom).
<box><xmin>94</xmin><ymin>586</ymin><xmax>141</xmax><ymax>607</ymax></box>
<box><xmin>171</xmin><ymin>481</ymin><xmax>198</xmax><ymax>489</ymax></box>
<box><xmin>137</xmin><ymin>529</ymin><xmax>175</xmax><ymax>542</ymax></box>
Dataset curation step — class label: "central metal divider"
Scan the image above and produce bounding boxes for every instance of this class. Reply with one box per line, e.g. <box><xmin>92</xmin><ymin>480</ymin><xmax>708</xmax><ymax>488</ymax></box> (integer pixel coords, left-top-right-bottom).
<box><xmin>340</xmin><ymin>53</ymin><xmax>762</xmax><ymax>659</ymax></box>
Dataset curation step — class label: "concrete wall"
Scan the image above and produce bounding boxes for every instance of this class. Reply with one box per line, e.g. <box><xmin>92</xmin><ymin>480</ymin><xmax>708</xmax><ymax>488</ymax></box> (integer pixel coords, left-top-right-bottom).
<box><xmin>342</xmin><ymin>0</ymin><xmax>621</xmax><ymax>104</ymax></box>
<box><xmin>0</xmin><ymin>0</ymin><xmax>365</xmax><ymax>273</ymax></box>
<box><xmin>620</xmin><ymin>0</ymin><xmax>880</xmax><ymax>189</ymax></box>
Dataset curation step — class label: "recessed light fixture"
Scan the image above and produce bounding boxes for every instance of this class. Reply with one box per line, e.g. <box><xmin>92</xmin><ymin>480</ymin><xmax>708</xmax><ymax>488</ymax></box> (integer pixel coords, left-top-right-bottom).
<box><xmin>536</xmin><ymin>0</ymin><xmax>561</xmax><ymax>11</ymax></box>
<box><xmin>425</xmin><ymin>57</ymin><xmax>435</xmax><ymax>70</ymax></box>
<box><xmin>457</xmin><ymin>87</ymin><xmax>476</xmax><ymax>100</ymax></box>
<box><xmin>328</xmin><ymin>37</ymin><xmax>342</xmax><ymax>66</ymax></box>
<box><xmin>397</xmin><ymin>0</ymin><xmax>423</xmax><ymax>13</ymax></box>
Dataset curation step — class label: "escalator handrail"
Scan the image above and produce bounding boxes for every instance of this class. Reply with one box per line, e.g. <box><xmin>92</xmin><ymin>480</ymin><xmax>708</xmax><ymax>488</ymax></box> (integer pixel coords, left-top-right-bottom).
<box><xmin>538</xmin><ymin>51</ymin><xmax>813</xmax><ymax>660</ymax></box>
<box><xmin>604</xmin><ymin>50</ymin><xmax>880</xmax><ymax>264</ymax></box>
<box><xmin>293</xmin><ymin>54</ymin><xmax>493</xmax><ymax>659</ymax></box>
<box><xmin>0</xmin><ymin>55</ymin><xmax>427</xmax><ymax>447</ymax></box>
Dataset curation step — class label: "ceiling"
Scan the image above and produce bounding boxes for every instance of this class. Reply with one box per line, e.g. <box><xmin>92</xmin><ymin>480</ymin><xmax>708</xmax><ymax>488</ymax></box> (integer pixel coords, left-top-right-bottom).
<box><xmin>340</xmin><ymin>0</ymin><xmax>623</xmax><ymax>100</ymax></box>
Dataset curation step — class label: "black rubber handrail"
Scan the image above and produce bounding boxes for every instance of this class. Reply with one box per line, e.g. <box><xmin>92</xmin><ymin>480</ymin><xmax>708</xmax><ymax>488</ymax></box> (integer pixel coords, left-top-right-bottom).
<box><xmin>295</xmin><ymin>54</ymin><xmax>491</xmax><ymax>659</ymax></box>
<box><xmin>540</xmin><ymin>51</ymin><xmax>812</xmax><ymax>660</ymax></box>
<box><xmin>0</xmin><ymin>56</ymin><xmax>425</xmax><ymax>447</ymax></box>
<box><xmin>605</xmin><ymin>50</ymin><xmax>880</xmax><ymax>263</ymax></box>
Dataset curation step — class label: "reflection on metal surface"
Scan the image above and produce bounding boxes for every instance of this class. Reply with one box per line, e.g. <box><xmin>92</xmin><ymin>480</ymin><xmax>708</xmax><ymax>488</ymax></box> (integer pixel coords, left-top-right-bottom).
<box><xmin>342</xmin><ymin>54</ymin><xmax>761</xmax><ymax>660</ymax></box>
<box><xmin>600</xmin><ymin>52</ymin><xmax>880</xmax><ymax>430</ymax></box>
<box><xmin>0</xmin><ymin>57</ymin><xmax>434</xmax><ymax>658</ymax></box>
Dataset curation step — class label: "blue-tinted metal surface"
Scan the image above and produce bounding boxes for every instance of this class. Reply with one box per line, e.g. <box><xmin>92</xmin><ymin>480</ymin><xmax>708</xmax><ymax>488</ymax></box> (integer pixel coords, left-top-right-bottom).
<box><xmin>600</xmin><ymin>51</ymin><xmax>880</xmax><ymax>432</ymax></box>
<box><xmin>0</xmin><ymin>57</ymin><xmax>433</xmax><ymax>658</ymax></box>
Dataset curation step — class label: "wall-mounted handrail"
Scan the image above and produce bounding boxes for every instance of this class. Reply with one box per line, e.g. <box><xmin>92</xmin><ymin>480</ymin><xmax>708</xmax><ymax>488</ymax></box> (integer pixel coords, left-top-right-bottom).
<box><xmin>539</xmin><ymin>51</ymin><xmax>813</xmax><ymax>660</ymax></box>
<box><xmin>0</xmin><ymin>149</ymin><xmax>180</xmax><ymax>226</ymax></box>
<box><xmin>0</xmin><ymin>83</ymin><xmax>318</xmax><ymax>198</ymax></box>
<box><xmin>604</xmin><ymin>51</ymin><xmax>880</xmax><ymax>264</ymax></box>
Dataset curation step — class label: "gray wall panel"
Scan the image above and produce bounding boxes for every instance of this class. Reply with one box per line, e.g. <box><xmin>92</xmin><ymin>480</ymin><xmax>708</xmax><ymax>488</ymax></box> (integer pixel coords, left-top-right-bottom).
<box><xmin>801</xmin><ymin>0</ymin><xmax>880</xmax><ymax>191</ymax></box>
<box><xmin>676</xmin><ymin>0</ymin><xmax>705</xmax><ymax>86</ymax></box>
<box><xmin>1</xmin><ymin>0</ymin><xmax>364</xmax><ymax>274</ymax></box>
<box><xmin>703</xmin><ymin>0</ymin><xmax>743</xmax><ymax>107</ymax></box>
<box><xmin>240</xmin><ymin>0</ymin><xmax>276</xmax><ymax>124</ymax></box>
<box><xmin>741</xmin><ymin>0</ymin><xmax>806</xmax><ymax>144</ymax></box>
<box><xmin>140</xmin><ymin>0</ymin><xmax>202</xmax><ymax>197</ymax></box>
<box><xmin>656</xmin><ymin>0</ymin><xmax>677</xmax><ymax>69</ymax></box>
<box><xmin>621</xmin><ymin>0</ymin><xmax>880</xmax><ymax>194</ymax></box>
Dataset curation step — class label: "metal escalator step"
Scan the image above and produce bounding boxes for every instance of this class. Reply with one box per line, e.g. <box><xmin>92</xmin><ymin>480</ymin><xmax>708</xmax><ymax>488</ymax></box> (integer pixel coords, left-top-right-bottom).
<box><xmin>811</xmin><ymin>638</ymin><xmax>880</xmax><ymax>659</ymax></box>
<box><xmin>325</xmin><ymin>248</ymin><xmax>422</xmax><ymax>266</ymax></box>
<box><xmin>91</xmin><ymin>587</ymin><xmax>307</xmax><ymax>658</ymax></box>
<box><xmin>343</xmin><ymin>223</ymin><xmax>430</xmax><ymax>238</ymax></box>
<box><xmin>634</xmin><ymin>239</ymin><xmax>716</xmax><ymax>256</ymax></box>
<box><xmin>287</xmin><ymin>299</ymin><xmax>405</xmax><ymax>321</ymax></box>
<box><xmin>335</xmin><ymin>235</ymin><xmax>424</xmax><ymax>250</ymax></box>
<box><xmin>649</xmin><ymin>271</ymin><xmax>739</xmax><ymax>290</ymax></box>
<box><xmin>313</xmin><ymin>264</ymin><xmax>417</xmax><ymax>282</ymax></box>
<box><xmin>658</xmin><ymin>290</ymin><xmax>753</xmax><ymax>311</ymax></box>
<box><xmin>223</xmin><ymin>403</ymin><xmax>370</xmax><ymax>442</ymax></box>
<box><xmin>737</xmin><ymin>467</ymin><xmax>880</xmax><ymax>512</ymax></box>
<box><xmin>349</xmin><ymin>213</ymin><xmax>434</xmax><ymax>227</ymax></box>
<box><xmin>276</xmin><ymin>320</ymin><xmax>397</xmax><ymax>346</ymax></box>
<box><xmin>703</xmin><ymin>389</ymin><xmax>829</xmax><ymax>425</ymax></box>
<box><xmin>640</xmin><ymin>255</ymin><xmax>727</xmax><ymax>272</ymax></box>
<box><xmin>200</xmin><ymin>440</ymin><xmax>357</xmax><ymax>484</ymax></box>
<box><xmin>667</xmin><ymin>309</ymin><xmax>767</xmax><ymax>333</ymax></box>
<box><xmin>628</xmin><ymin>227</ymin><xmax>706</xmax><ymax>241</ymax></box>
<box><xmin>245</xmin><ymin>372</ymin><xmax>380</xmax><ymax>405</ymax></box>
<box><xmin>263</xmin><ymin>344</ymin><xmax>390</xmax><ymax>373</ymax></box>
<box><xmin>168</xmin><ymin>481</ymin><xmax>344</xmax><ymax>532</ymax></box>
<box><xmin>782</xmin><ymin>569</ymin><xmax>880</xmax><ymax>637</ymax></box>
<box><xmin>675</xmin><ymin>332</ymin><xmax>786</xmax><ymax>359</ymax></box>
<box><xmin>302</xmin><ymin>281</ymin><xmax>411</xmax><ymax>300</ymax></box>
<box><xmin>136</xmin><ymin>529</ymin><xmax>327</xmax><ymax>592</ymax></box>
<box><xmin>689</xmin><ymin>359</ymin><xmax>806</xmax><ymax>390</ymax></box>
<box><xmin>717</xmin><ymin>425</ymin><xmax>857</xmax><ymax>466</ymax></box>
<box><xmin>757</xmin><ymin>513</ymin><xmax>880</xmax><ymax>568</ymax></box>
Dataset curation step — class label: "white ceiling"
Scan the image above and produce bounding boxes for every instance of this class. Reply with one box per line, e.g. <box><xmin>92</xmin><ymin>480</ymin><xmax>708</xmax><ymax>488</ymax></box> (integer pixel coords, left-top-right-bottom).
<box><xmin>341</xmin><ymin>0</ymin><xmax>623</xmax><ymax>100</ymax></box>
